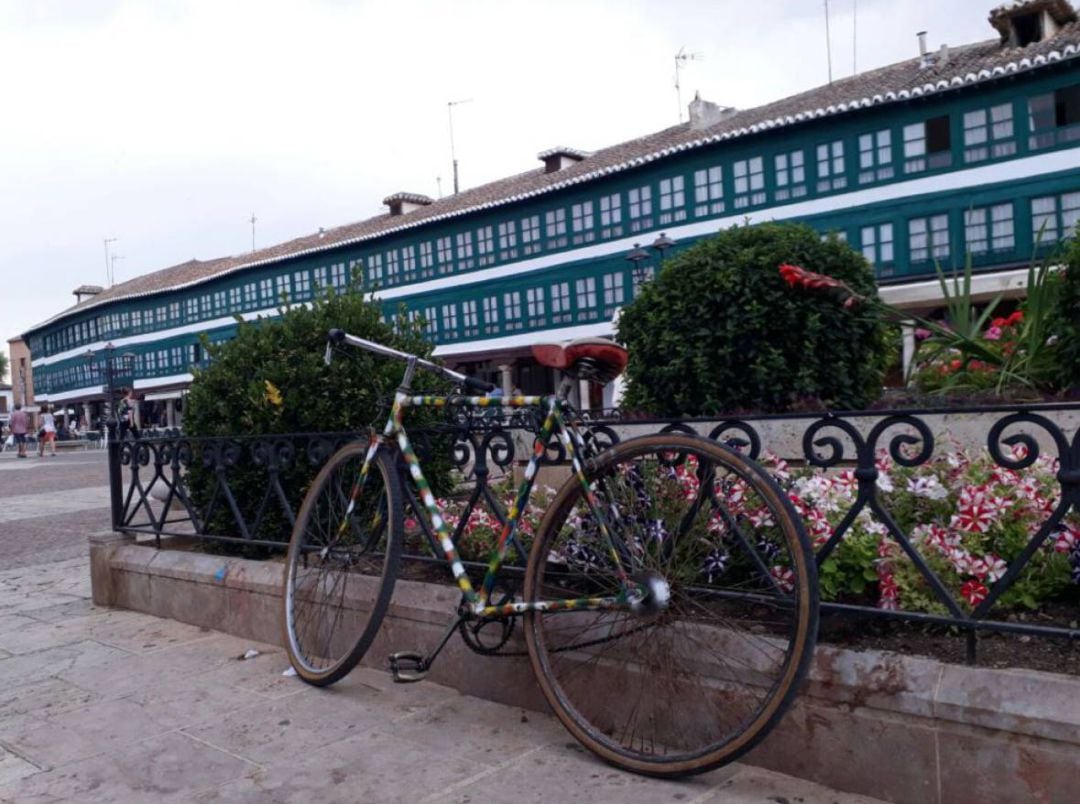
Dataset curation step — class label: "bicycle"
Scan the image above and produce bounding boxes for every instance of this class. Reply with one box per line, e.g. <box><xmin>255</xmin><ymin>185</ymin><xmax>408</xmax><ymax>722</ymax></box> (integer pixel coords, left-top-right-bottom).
<box><xmin>282</xmin><ymin>329</ymin><xmax>818</xmax><ymax>777</ymax></box>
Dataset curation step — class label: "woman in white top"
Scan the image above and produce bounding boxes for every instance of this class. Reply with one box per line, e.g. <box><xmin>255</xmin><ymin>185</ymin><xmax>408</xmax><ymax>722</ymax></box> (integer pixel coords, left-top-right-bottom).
<box><xmin>38</xmin><ymin>405</ymin><xmax>57</xmax><ymax>457</ymax></box>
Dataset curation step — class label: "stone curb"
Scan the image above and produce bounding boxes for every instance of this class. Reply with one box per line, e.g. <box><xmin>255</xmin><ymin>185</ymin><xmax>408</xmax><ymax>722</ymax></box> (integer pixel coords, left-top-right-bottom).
<box><xmin>91</xmin><ymin>538</ymin><xmax>1080</xmax><ymax>804</ymax></box>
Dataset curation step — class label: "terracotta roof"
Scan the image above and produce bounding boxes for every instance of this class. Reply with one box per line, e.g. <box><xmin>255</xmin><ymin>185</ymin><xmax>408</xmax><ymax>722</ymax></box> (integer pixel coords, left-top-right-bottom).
<box><xmin>27</xmin><ymin>13</ymin><xmax>1080</xmax><ymax>336</ymax></box>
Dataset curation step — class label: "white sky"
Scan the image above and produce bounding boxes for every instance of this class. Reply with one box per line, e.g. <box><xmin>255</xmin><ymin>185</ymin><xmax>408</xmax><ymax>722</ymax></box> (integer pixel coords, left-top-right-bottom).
<box><xmin>0</xmin><ymin>0</ymin><xmax>994</xmax><ymax>379</ymax></box>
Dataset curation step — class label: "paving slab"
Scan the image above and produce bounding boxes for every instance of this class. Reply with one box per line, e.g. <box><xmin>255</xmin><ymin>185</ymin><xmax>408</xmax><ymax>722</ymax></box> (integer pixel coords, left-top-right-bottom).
<box><xmin>0</xmin><ymin>466</ymin><xmax>886</xmax><ymax>803</ymax></box>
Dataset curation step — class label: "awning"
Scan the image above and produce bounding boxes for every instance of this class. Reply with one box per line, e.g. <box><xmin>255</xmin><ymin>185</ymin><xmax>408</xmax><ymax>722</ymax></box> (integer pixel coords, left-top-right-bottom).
<box><xmin>143</xmin><ymin>391</ymin><xmax>184</xmax><ymax>401</ymax></box>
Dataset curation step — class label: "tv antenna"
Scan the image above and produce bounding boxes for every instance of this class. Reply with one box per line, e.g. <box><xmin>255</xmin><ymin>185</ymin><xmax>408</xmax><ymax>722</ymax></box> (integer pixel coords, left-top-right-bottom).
<box><xmin>674</xmin><ymin>47</ymin><xmax>704</xmax><ymax>123</ymax></box>
<box><xmin>110</xmin><ymin>253</ymin><xmax>125</xmax><ymax>285</ymax></box>
<box><xmin>249</xmin><ymin>213</ymin><xmax>257</xmax><ymax>252</ymax></box>
<box><xmin>447</xmin><ymin>98</ymin><xmax>473</xmax><ymax>194</ymax></box>
<box><xmin>103</xmin><ymin>237</ymin><xmax>117</xmax><ymax>286</ymax></box>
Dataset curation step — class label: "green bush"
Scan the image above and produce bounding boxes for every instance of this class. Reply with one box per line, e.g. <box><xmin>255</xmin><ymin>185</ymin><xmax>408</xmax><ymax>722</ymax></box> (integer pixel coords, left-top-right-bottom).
<box><xmin>183</xmin><ymin>287</ymin><xmax>452</xmax><ymax>549</ymax></box>
<box><xmin>1049</xmin><ymin>233</ymin><xmax>1080</xmax><ymax>391</ymax></box>
<box><xmin>617</xmin><ymin>222</ymin><xmax>889</xmax><ymax>415</ymax></box>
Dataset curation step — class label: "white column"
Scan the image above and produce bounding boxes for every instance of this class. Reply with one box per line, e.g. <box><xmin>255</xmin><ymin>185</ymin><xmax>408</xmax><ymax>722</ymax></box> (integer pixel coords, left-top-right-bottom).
<box><xmin>901</xmin><ymin>321</ymin><xmax>917</xmax><ymax>384</ymax></box>
<box><xmin>499</xmin><ymin>364</ymin><xmax>513</xmax><ymax>397</ymax></box>
<box><xmin>578</xmin><ymin>379</ymin><xmax>591</xmax><ymax>412</ymax></box>
<box><xmin>166</xmin><ymin>399</ymin><xmax>176</xmax><ymax>428</ymax></box>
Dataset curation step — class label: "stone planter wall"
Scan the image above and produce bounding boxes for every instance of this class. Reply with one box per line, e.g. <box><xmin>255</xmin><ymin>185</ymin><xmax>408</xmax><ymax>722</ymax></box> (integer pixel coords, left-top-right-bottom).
<box><xmin>90</xmin><ymin>533</ymin><xmax>1080</xmax><ymax>804</ymax></box>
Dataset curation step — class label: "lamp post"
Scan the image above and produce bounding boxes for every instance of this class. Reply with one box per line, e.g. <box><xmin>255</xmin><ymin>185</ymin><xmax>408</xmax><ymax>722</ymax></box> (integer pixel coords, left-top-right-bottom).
<box><xmin>82</xmin><ymin>343</ymin><xmax>137</xmax><ymax>432</ymax></box>
<box><xmin>651</xmin><ymin>231</ymin><xmax>675</xmax><ymax>259</ymax></box>
<box><xmin>83</xmin><ymin>343</ymin><xmax>137</xmax><ymax>529</ymax></box>
<box><xmin>626</xmin><ymin>242</ymin><xmax>652</xmax><ymax>296</ymax></box>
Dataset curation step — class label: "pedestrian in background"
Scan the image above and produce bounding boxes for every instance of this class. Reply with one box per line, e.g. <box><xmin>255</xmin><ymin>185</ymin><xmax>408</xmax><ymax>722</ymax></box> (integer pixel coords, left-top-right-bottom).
<box><xmin>118</xmin><ymin>388</ymin><xmax>139</xmax><ymax>440</ymax></box>
<box><xmin>38</xmin><ymin>405</ymin><xmax>57</xmax><ymax>457</ymax></box>
<box><xmin>9</xmin><ymin>404</ymin><xmax>29</xmax><ymax>459</ymax></box>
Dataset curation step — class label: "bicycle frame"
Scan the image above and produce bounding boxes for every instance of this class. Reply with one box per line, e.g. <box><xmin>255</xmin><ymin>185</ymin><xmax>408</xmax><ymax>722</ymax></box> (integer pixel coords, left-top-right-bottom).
<box><xmin>338</xmin><ymin>345</ymin><xmax>637</xmax><ymax>620</ymax></box>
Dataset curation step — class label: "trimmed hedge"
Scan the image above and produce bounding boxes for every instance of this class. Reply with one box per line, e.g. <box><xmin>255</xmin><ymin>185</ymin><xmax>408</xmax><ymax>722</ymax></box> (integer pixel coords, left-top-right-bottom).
<box><xmin>617</xmin><ymin>222</ymin><xmax>889</xmax><ymax>415</ymax></box>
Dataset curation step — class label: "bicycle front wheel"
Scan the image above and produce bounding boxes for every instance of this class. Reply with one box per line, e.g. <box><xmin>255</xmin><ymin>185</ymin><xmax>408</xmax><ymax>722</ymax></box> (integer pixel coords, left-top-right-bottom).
<box><xmin>523</xmin><ymin>433</ymin><xmax>817</xmax><ymax>777</ymax></box>
<box><xmin>283</xmin><ymin>442</ymin><xmax>402</xmax><ymax>686</ymax></box>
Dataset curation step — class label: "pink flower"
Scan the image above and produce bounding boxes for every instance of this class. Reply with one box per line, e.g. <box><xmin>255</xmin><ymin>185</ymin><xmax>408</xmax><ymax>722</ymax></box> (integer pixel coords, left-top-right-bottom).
<box><xmin>982</xmin><ymin>555</ymin><xmax>1007</xmax><ymax>583</ymax></box>
<box><xmin>1054</xmin><ymin>526</ymin><xmax>1079</xmax><ymax>554</ymax></box>
<box><xmin>961</xmin><ymin>581</ymin><xmax>989</xmax><ymax>606</ymax></box>
<box><xmin>914</xmin><ymin>327</ymin><xmax>932</xmax><ymax>341</ymax></box>
<box><xmin>984</xmin><ymin>325</ymin><xmax>1003</xmax><ymax>341</ymax></box>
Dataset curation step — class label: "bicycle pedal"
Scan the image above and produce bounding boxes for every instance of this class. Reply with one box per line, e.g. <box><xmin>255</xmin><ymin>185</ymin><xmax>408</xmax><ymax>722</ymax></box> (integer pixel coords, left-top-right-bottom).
<box><xmin>389</xmin><ymin>651</ymin><xmax>428</xmax><ymax>683</ymax></box>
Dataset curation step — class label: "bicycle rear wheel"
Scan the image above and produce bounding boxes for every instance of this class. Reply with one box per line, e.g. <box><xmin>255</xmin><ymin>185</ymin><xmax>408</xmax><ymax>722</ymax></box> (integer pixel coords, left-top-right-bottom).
<box><xmin>283</xmin><ymin>442</ymin><xmax>402</xmax><ymax>686</ymax></box>
<box><xmin>523</xmin><ymin>433</ymin><xmax>817</xmax><ymax>777</ymax></box>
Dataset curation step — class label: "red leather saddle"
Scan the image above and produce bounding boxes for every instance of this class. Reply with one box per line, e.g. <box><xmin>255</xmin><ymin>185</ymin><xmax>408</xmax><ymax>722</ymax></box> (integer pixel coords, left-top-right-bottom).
<box><xmin>531</xmin><ymin>338</ymin><xmax>628</xmax><ymax>384</ymax></box>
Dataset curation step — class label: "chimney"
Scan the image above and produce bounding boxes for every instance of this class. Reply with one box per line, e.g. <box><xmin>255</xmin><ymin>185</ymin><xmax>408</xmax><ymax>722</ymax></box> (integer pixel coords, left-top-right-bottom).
<box><xmin>72</xmin><ymin>285</ymin><xmax>104</xmax><ymax>304</ymax></box>
<box><xmin>383</xmin><ymin>192</ymin><xmax>434</xmax><ymax>217</ymax></box>
<box><xmin>938</xmin><ymin>42</ymin><xmax>950</xmax><ymax>66</ymax></box>
<box><xmin>537</xmin><ymin>147</ymin><xmax>589</xmax><ymax>174</ymax></box>
<box><xmin>917</xmin><ymin>30</ymin><xmax>928</xmax><ymax>57</ymax></box>
<box><xmin>687</xmin><ymin>92</ymin><xmax>738</xmax><ymax>131</ymax></box>
<box><xmin>989</xmin><ymin>1</ymin><xmax>1077</xmax><ymax>47</ymax></box>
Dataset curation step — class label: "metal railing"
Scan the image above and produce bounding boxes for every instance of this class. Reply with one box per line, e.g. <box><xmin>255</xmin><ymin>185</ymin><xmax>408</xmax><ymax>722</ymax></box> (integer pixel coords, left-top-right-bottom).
<box><xmin>108</xmin><ymin>402</ymin><xmax>1080</xmax><ymax>660</ymax></box>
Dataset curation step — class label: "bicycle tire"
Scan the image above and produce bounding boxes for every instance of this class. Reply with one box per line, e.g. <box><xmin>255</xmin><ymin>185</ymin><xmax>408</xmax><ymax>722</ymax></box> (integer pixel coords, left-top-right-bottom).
<box><xmin>522</xmin><ymin>433</ymin><xmax>817</xmax><ymax>777</ymax></box>
<box><xmin>282</xmin><ymin>442</ymin><xmax>402</xmax><ymax>687</ymax></box>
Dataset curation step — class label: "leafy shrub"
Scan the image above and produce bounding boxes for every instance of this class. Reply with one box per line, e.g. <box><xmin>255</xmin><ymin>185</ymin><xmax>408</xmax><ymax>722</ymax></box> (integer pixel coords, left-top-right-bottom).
<box><xmin>183</xmin><ymin>287</ymin><xmax>453</xmax><ymax>550</ymax></box>
<box><xmin>1048</xmin><ymin>233</ymin><xmax>1080</xmax><ymax>391</ymax></box>
<box><xmin>617</xmin><ymin>222</ymin><xmax>888</xmax><ymax>415</ymax></box>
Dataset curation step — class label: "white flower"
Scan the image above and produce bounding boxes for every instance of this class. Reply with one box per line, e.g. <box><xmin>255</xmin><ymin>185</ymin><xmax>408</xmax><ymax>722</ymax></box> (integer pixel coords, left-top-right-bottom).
<box><xmin>907</xmin><ymin>475</ymin><xmax>948</xmax><ymax>500</ymax></box>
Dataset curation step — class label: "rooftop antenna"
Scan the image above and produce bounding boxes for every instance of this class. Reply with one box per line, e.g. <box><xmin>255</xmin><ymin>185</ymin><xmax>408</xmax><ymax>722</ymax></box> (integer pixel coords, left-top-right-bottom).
<box><xmin>436</xmin><ymin>176</ymin><xmax>443</xmax><ymax>198</ymax></box>
<box><xmin>852</xmin><ymin>0</ymin><xmax>858</xmax><ymax>74</ymax></box>
<box><xmin>447</xmin><ymin>98</ymin><xmax>473</xmax><ymax>194</ymax></box>
<box><xmin>674</xmin><ymin>47</ymin><xmax>704</xmax><ymax>123</ymax></box>
<box><xmin>249</xmin><ymin>213</ymin><xmax>257</xmax><ymax>252</ymax></box>
<box><xmin>824</xmin><ymin>0</ymin><xmax>834</xmax><ymax>84</ymax></box>
<box><xmin>110</xmin><ymin>253</ymin><xmax>125</xmax><ymax>285</ymax></box>
<box><xmin>103</xmin><ymin>237</ymin><xmax>117</xmax><ymax>286</ymax></box>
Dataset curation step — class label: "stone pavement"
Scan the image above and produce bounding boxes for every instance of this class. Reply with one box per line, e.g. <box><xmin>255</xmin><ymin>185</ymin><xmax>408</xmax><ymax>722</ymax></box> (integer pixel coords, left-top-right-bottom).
<box><xmin>0</xmin><ymin>450</ymin><xmax>886</xmax><ymax>802</ymax></box>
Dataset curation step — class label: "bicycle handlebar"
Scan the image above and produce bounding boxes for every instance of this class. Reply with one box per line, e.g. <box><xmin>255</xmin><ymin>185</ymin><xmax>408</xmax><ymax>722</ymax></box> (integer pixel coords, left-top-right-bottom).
<box><xmin>325</xmin><ymin>329</ymin><xmax>496</xmax><ymax>393</ymax></box>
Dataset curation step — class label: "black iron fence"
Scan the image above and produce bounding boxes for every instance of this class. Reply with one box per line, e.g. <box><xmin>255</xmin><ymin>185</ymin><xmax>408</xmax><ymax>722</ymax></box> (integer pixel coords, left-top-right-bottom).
<box><xmin>109</xmin><ymin>402</ymin><xmax>1080</xmax><ymax>658</ymax></box>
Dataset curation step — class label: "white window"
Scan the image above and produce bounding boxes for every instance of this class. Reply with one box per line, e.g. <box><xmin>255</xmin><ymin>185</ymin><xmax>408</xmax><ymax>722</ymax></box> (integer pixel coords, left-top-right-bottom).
<box><xmin>904</xmin><ymin>115</ymin><xmax>951</xmax><ymax>173</ymax></box>
<box><xmin>312</xmin><ymin>267</ymin><xmax>328</xmax><ymax>289</ymax></box>
<box><xmin>909</xmin><ymin>214</ymin><xmax>950</xmax><ymax>262</ymax></box>
<box><xmin>462</xmin><ymin>300</ymin><xmax>478</xmax><ymax>336</ymax></box>
<box><xmin>526</xmin><ymin>287</ymin><xmax>545</xmax><ymax>326</ymax></box>
<box><xmin>504</xmin><ymin>291</ymin><xmax>523</xmax><ymax>331</ymax></box>
<box><xmin>1028</xmin><ymin>85</ymin><xmax>1080</xmax><ymax>150</ymax></box>
<box><xmin>424</xmin><ymin>305</ymin><xmax>439</xmax><ymax>336</ymax></box>
<box><xmin>575</xmin><ymin>277</ymin><xmax>598</xmax><ymax>317</ymax></box>
<box><xmin>658</xmin><ymin>176</ymin><xmax>686</xmax><ymax>224</ymax></box>
<box><xmin>964</xmin><ymin>104</ymin><xmax>1016</xmax><ymax>162</ymax></box>
<box><xmin>858</xmin><ymin>130</ymin><xmax>893</xmax><ymax>184</ymax></box>
<box><xmin>774</xmin><ymin>151</ymin><xmax>806</xmax><ymax>200</ymax></box>
<box><xmin>1031</xmin><ymin>192</ymin><xmax>1080</xmax><ymax>243</ymax></box>
<box><xmin>497</xmin><ymin>221</ymin><xmax>518</xmax><ymax>259</ymax></box>
<box><xmin>227</xmin><ymin>288</ymin><xmax>240</xmax><ymax>311</ymax></box>
<box><xmin>455</xmin><ymin>232</ymin><xmax>474</xmax><ymax>270</ymax></box>
<box><xmin>440</xmin><ymin>303</ymin><xmax>458</xmax><ymax>336</ymax></box>
<box><xmin>367</xmin><ymin>254</ymin><xmax>383</xmax><ymax>284</ymax></box>
<box><xmin>964</xmin><ymin>205</ymin><xmax>1014</xmax><ymax>254</ymax></box>
<box><xmin>259</xmin><ymin>279</ymin><xmax>273</xmax><ymax>304</ymax></box>
<box><xmin>816</xmin><ymin>141</ymin><xmax>847</xmax><ymax>191</ymax></box>
<box><xmin>214</xmin><ymin>291</ymin><xmax>227</xmax><ymax>312</ymax></box>
<box><xmin>599</xmin><ymin>193</ymin><xmax>623</xmax><ymax>238</ymax></box>
<box><xmin>331</xmin><ymin>263</ymin><xmax>348</xmax><ymax>289</ymax></box>
<box><xmin>521</xmin><ymin>215</ymin><xmax>541</xmax><ymax>255</ymax></box>
<box><xmin>293</xmin><ymin>271</ymin><xmax>311</xmax><ymax>297</ymax></box>
<box><xmin>571</xmin><ymin>201</ymin><xmax>595</xmax><ymax>244</ymax></box>
<box><xmin>482</xmin><ymin>296</ymin><xmax>500</xmax><ymax>333</ymax></box>
<box><xmin>419</xmin><ymin>242</ymin><xmax>434</xmax><ymax>277</ymax></box>
<box><xmin>186</xmin><ymin>298</ymin><xmax>198</xmax><ymax>320</ymax></box>
<box><xmin>733</xmin><ymin>157</ymin><xmax>766</xmax><ymax>208</ymax></box>
<box><xmin>402</xmin><ymin>246</ymin><xmax>417</xmax><ymax>279</ymax></box>
<box><xmin>437</xmin><ymin>236</ymin><xmax>453</xmax><ymax>273</ymax></box>
<box><xmin>602</xmin><ymin>272</ymin><xmax>625</xmax><ymax>315</ymax></box>
<box><xmin>476</xmin><ymin>226</ymin><xmax>494</xmax><ymax>266</ymax></box>
<box><xmin>551</xmin><ymin>281</ymin><xmax>571</xmax><ymax>323</ymax></box>
<box><xmin>544</xmin><ymin>209</ymin><xmax>567</xmax><ymax>249</ymax></box>
<box><xmin>628</xmin><ymin>186</ymin><xmax>653</xmax><ymax>232</ymax></box>
<box><xmin>860</xmin><ymin>223</ymin><xmax>895</xmax><ymax>267</ymax></box>
<box><xmin>693</xmin><ymin>166</ymin><xmax>724</xmax><ymax>215</ymax></box>
<box><xmin>384</xmin><ymin>250</ymin><xmax>399</xmax><ymax>283</ymax></box>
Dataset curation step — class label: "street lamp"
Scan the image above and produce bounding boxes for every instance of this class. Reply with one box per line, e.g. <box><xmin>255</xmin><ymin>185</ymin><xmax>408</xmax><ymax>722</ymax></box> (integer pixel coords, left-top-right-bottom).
<box><xmin>83</xmin><ymin>342</ymin><xmax>137</xmax><ymax>432</ymax></box>
<box><xmin>626</xmin><ymin>243</ymin><xmax>652</xmax><ymax>295</ymax></box>
<box><xmin>650</xmin><ymin>232</ymin><xmax>675</xmax><ymax>258</ymax></box>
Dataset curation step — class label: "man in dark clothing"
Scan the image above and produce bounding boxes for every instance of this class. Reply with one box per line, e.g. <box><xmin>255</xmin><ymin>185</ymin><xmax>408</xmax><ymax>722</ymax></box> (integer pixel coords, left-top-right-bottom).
<box><xmin>10</xmin><ymin>404</ymin><xmax>29</xmax><ymax>458</ymax></box>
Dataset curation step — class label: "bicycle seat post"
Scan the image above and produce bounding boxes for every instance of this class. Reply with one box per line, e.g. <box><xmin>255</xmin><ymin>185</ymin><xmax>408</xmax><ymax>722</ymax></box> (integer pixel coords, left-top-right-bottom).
<box><xmin>398</xmin><ymin>356</ymin><xmax>419</xmax><ymax>394</ymax></box>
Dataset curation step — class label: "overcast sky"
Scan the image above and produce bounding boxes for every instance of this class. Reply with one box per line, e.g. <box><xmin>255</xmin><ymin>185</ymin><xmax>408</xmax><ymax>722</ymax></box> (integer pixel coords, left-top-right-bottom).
<box><xmin>0</xmin><ymin>0</ymin><xmax>994</xmax><ymax>379</ymax></box>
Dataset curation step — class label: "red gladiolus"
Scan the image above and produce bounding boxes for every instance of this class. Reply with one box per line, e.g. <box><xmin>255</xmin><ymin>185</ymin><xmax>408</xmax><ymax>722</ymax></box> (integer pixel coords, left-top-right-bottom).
<box><xmin>1006</xmin><ymin>310</ymin><xmax>1023</xmax><ymax>326</ymax></box>
<box><xmin>779</xmin><ymin>263</ymin><xmax>845</xmax><ymax>291</ymax></box>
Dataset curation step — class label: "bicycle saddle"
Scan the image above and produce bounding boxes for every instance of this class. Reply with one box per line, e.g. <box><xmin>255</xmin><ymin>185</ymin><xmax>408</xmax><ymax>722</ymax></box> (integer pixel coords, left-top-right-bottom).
<box><xmin>531</xmin><ymin>338</ymin><xmax>628</xmax><ymax>384</ymax></box>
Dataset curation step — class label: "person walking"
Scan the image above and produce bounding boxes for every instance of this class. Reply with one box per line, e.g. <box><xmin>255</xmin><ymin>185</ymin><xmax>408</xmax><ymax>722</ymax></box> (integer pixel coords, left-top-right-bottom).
<box><xmin>38</xmin><ymin>405</ymin><xmax>57</xmax><ymax>457</ymax></box>
<box><xmin>9</xmin><ymin>403</ymin><xmax>29</xmax><ymax>459</ymax></box>
<box><xmin>118</xmin><ymin>388</ymin><xmax>139</xmax><ymax>440</ymax></box>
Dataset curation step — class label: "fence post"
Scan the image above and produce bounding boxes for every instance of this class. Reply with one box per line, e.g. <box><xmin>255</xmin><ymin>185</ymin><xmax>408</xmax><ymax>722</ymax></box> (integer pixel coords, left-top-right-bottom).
<box><xmin>107</xmin><ymin>421</ymin><xmax>123</xmax><ymax>530</ymax></box>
